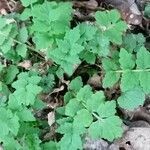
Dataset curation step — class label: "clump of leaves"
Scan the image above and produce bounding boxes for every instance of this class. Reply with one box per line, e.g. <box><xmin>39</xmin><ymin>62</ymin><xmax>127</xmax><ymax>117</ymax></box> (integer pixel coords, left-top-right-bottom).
<box><xmin>0</xmin><ymin>70</ymin><xmax>44</xmax><ymax>149</ymax></box>
<box><xmin>95</xmin><ymin>10</ymin><xmax>127</xmax><ymax>44</ymax></box>
<box><xmin>49</xmin><ymin>10</ymin><xmax>127</xmax><ymax>75</ymax></box>
<box><xmin>21</xmin><ymin>1</ymin><xmax>72</xmax><ymax>50</ymax></box>
<box><xmin>102</xmin><ymin>47</ymin><xmax>150</xmax><ymax>110</ymax></box>
<box><xmin>0</xmin><ymin>16</ymin><xmax>28</xmax><ymax>61</ymax></box>
<box><xmin>56</xmin><ymin>77</ymin><xmax>123</xmax><ymax>149</ymax></box>
<box><xmin>123</xmin><ymin>33</ymin><xmax>145</xmax><ymax>52</ymax></box>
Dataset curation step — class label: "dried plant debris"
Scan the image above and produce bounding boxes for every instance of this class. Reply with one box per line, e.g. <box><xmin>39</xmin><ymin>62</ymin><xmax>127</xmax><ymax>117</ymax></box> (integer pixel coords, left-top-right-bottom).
<box><xmin>0</xmin><ymin>0</ymin><xmax>22</xmax><ymax>14</ymax></box>
<box><xmin>103</xmin><ymin>0</ymin><xmax>142</xmax><ymax>25</ymax></box>
<box><xmin>112</xmin><ymin>128</ymin><xmax>150</xmax><ymax>150</ymax></box>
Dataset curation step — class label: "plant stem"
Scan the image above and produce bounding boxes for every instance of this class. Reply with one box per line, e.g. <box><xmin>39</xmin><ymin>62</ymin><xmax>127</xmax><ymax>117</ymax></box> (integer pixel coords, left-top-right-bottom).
<box><xmin>115</xmin><ymin>69</ymin><xmax>150</xmax><ymax>73</ymax></box>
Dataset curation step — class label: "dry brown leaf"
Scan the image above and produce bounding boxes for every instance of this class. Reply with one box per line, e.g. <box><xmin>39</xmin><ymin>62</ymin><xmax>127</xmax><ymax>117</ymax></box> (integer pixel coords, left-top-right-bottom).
<box><xmin>73</xmin><ymin>0</ymin><xmax>98</xmax><ymax>10</ymax></box>
<box><xmin>48</xmin><ymin>85</ymin><xmax>64</xmax><ymax>95</ymax></box>
<box><xmin>48</xmin><ymin>111</ymin><xmax>55</xmax><ymax>127</ymax></box>
<box><xmin>0</xmin><ymin>8</ymin><xmax>7</xmax><ymax>15</ymax></box>
<box><xmin>104</xmin><ymin>0</ymin><xmax>142</xmax><ymax>25</ymax></box>
<box><xmin>18</xmin><ymin>60</ymin><xmax>32</xmax><ymax>70</ymax></box>
<box><xmin>0</xmin><ymin>0</ymin><xmax>23</xmax><ymax>14</ymax></box>
<box><xmin>87</xmin><ymin>74</ymin><xmax>102</xmax><ymax>88</ymax></box>
<box><xmin>0</xmin><ymin>0</ymin><xmax>9</xmax><ymax>12</ymax></box>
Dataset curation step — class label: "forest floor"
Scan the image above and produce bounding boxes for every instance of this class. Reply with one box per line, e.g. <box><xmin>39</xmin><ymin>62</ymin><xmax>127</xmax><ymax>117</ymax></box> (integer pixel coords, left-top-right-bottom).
<box><xmin>1</xmin><ymin>0</ymin><xmax>150</xmax><ymax>150</ymax></box>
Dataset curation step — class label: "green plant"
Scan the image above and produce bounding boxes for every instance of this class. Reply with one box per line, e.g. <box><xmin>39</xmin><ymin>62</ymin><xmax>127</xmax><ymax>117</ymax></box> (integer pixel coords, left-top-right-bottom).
<box><xmin>102</xmin><ymin>47</ymin><xmax>150</xmax><ymax>109</ymax></box>
<box><xmin>21</xmin><ymin>1</ymin><xmax>72</xmax><ymax>50</ymax></box>
<box><xmin>144</xmin><ymin>3</ymin><xmax>150</xmax><ymax>18</ymax></box>
<box><xmin>0</xmin><ymin>0</ymin><xmax>150</xmax><ymax>149</ymax></box>
<box><xmin>56</xmin><ymin>77</ymin><xmax>123</xmax><ymax>149</ymax></box>
<box><xmin>0</xmin><ymin>71</ymin><xmax>45</xmax><ymax>149</ymax></box>
<box><xmin>123</xmin><ymin>33</ymin><xmax>145</xmax><ymax>52</ymax></box>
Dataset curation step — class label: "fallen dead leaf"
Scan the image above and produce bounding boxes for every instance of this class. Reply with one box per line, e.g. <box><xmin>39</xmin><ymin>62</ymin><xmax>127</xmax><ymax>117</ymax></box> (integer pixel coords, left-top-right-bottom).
<box><xmin>18</xmin><ymin>60</ymin><xmax>32</xmax><ymax>70</ymax></box>
<box><xmin>0</xmin><ymin>8</ymin><xmax>7</xmax><ymax>15</ymax></box>
<box><xmin>46</xmin><ymin>85</ymin><xmax>65</xmax><ymax>99</ymax></box>
<box><xmin>87</xmin><ymin>74</ymin><xmax>102</xmax><ymax>88</ymax></box>
<box><xmin>73</xmin><ymin>0</ymin><xmax>98</xmax><ymax>10</ymax></box>
<box><xmin>48</xmin><ymin>111</ymin><xmax>55</xmax><ymax>127</ymax></box>
<box><xmin>103</xmin><ymin>0</ymin><xmax>142</xmax><ymax>25</ymax></box>
<box><xmin>0</xmin><ymin>0</ymin><xmax>9</xmax><ymax>13</ymax></box>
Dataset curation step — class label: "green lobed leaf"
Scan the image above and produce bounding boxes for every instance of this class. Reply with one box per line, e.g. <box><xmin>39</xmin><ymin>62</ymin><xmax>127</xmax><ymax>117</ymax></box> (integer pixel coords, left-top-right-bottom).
<box><xmin>97</xmin><ymin>101</ymin><xmax>116</xmax><ymax>118</ymax></box>
<box><xmin>20</xmin><ymin>0</ymin><xmax>38</xmax><ymax>7</ymax></box>
<box><xmin>57</xmin><ymin>122</ymin><xmax>72</xmax><ymax>134</ymax></box>
<box><xmin>17</xmin><ymin>26</ymin><xmax>28</xmax><ymax>43</ymax></box>
<box><xmin>0</xmin><ymin>17</ymin><xmax>7</xmax><ymax>29</ymax></box>
<box><xmin>88</xmin><ymin>116</ymin><xmax>123</xmax><ymax>141</ymax></box>
<box><xmin>21</xmin><ymin>134</ymin><xmax>41</xmax><ymax>150</ymax></box>
<box><xmin>88</xmin><ymin>101</ymin><xmax>122</xmax><ymax>141</ymax></box>
<box><xmin>136</xmin><ymin>47</ymin><xmax>150</xmax><ymax>69</ymax></box>
<box><xmin>68</xmin><ymin>76</ymin><xmax>83</xmax><ymax>93</ymax></box>
<box><xmin>73</xmin><ymin>109</ymin><xmax>93</xmax><ymax>127</ymax></box>
<box><xmin>41</xmin><ymin>141</ymin><xmax>57</xmax><ymax>150</ymax></box>
<box><xmin>119</xmin><ymin>48</ymin><xmax>135</xmax><ymax>69</ymax></box>
<box><xmin>76</xmin><ymin>85</ymin><xmax>93</xmax><ymax>103</ymax></box>
<box><xmin>144</xmin><ymin>3</ymin><xmax>150</xmax><ymax>18</ymax></box>
<box><xmin>31</xmin><ymin>1</ymin><xmax>72</xmax><ymax>50</ymax></box>
<box><xmin>102</xmin><ymin>58</ymin><xmax>119</xmax><ymax>71</ymax></box>
<box><xmin>49</xmin><ymin>26</ymin><xmax>84</xmax><ymax>75</ymax></box>
<box><xmin>0</xmin><ymin>107</ymin><xmax>20</xmax><ymax>138</ymax></box>
<box><xmin>86</xmin><ymin>91</ymin><xmax>105</xmax><ymax>112</ymax></box>
<box><xmin>1</xmin><ymin>136</ymin><xmax>21</xmax><ymax>150</ymax></box>
<box><xmin>139</xmin><ymin>72</ymin><xmax>150</xmax><ymax>94</ymax></box>
<box><xmin>16</xmin><ymin>44</ymin><xmax>27</xmax><ymax>58</ymax></box>
<box><xmin>59</xmin><ymin>133</ymin><xmax>82</xmax><ymax>150</ymax></box>
<box><xmin>16</xmin><ymin>107</ymin><xmax>36</xmax><ymax>122</ymax></box>
<box><xmin>95</xmin><ymin>10</ymin><xmax>127</xmax><ymax>44</ymax></box>
<box><xmin>79</xmin><ymin>23</ymin><xmax>97</xmax><ymax>41</ymax></box>
<box><xmin>123</xmin><ymin>33</ymin><xmax>145</xmax><ymax>52</ymax></box>
<box><xmin>11</xmin><ymin>72</ymin><xmax>42</xmax><ymax>106</ymax></box>
<box><xmin>0</xmin><ymin>25</ymin><xmax>12</xmax><ymax>46</ymax></box>
<box><xmin>65</xmin><ymin>98</ymin><xmax>82</xmax><ymax>117</ymax></box>
<box><xmin>4</xmin><ymin>65</ymin><xmax>19</xmax><ymax>84</ymax></box>
<box><xmin>117</xmin><ymin>87</ymin><xmax>145</xmax><ymax>110</ymax></box>
<box><xmin>121</xmin><ymin>71</ymin><xmax>139</xmax><ymax>92</ymax></box>
<box><xmin>103</xmin><ymin>71</ymin><xmax>120</xmax><ymax>88</ymax></box>
<box><xmin>79</xmin><ymin>51</ymin><xmax>96</xmax><ymax>64</ymax></box>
